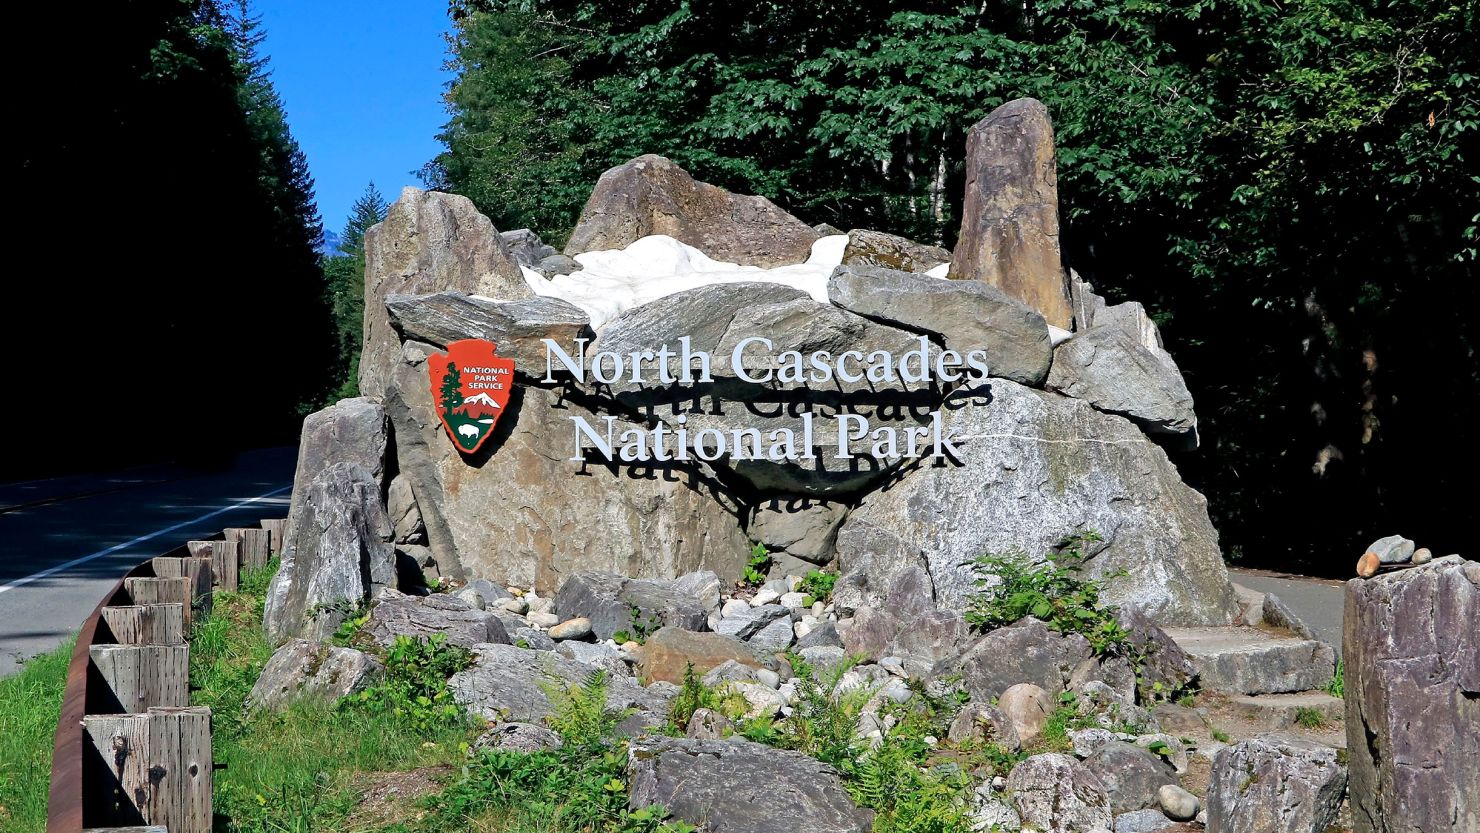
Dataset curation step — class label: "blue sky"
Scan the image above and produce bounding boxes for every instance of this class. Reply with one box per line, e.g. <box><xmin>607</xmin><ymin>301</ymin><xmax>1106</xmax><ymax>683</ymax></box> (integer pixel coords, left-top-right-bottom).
<box><xmin>256</xmin><ymin>1</ymin><xmax>452</xmax><ymax>236</ymax></box>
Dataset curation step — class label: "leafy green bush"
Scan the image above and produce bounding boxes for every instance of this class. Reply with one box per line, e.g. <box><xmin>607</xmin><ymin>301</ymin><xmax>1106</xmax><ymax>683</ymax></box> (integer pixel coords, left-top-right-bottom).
<box><xmin>965</xmin><ymin>533</ymin><xmax>1130</xmax><ymax>656</ymax></box>
<box><xmin>666</xmin><ymin>663</ymin><xmax>748</xmax><ymax>735</ymax></box>
<box><xmin>1295</xmin><ymin>707</ymin><xmax>1328</xmax><ymax>729</ymax></box>
<box><xmin>426</xmin><ymin>672</ymin><xmax>697</xmax><ymax>832</ymax></box>
<box><xmin>742</xmin><ymin>543</ymin><xmax>772</xmax><ymax>586</ymax></box>
<box><xmin>798</xmin><ymin>570</ymin><xmax>838</xmax><ymax>603</ymax></box>
<box><xmin>343</xmin><ymin>633</ymin><xmax>473</xmax><ymax>732</ymax></box>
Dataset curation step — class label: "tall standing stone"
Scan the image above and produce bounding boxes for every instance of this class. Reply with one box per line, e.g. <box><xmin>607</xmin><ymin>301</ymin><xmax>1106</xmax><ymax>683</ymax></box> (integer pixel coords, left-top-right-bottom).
<box><xmin>359</xmin><ymin>187</ymin><xmax>529</xmax><ymax>400</ymax></box>
<box><xmin>264</xmin><ymin>462</ymin><xmax>397</xmax><ymax>644</ymax></box>
<box><xmin>283</xmin><ymin>397</ymin><xmax>388</xmax><ymax>548</ymax></box>
<box><xmin>1344</xmin><ymin>555</ymin><xmax>1479</xmax><ymax>833</ymax></box>
<box><xmin>949</xmin><ymin>98</ymin><xmax>1073</xmax><ymax>329</ymax></box>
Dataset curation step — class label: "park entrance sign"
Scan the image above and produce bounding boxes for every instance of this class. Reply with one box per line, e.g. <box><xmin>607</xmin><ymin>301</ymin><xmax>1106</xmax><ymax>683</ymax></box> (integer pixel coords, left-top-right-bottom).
<box><xmin>427</xmin><ymin>338</ymin><xmax>513</xmax><ymax>453</ymax></box>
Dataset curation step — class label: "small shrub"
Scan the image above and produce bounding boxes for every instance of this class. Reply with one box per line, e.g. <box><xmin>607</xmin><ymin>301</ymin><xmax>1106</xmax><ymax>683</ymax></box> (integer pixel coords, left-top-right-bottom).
<box><xmin>1211</xmin><ymin>727</ymin><xmax>1232</xmax><ymax>743</ymax></box>
<box><xmin>965</xmin><ymin>532</ymin><xmax>1131</xmax><ymax>657</ymax></box>
<box><xmin>343</xmin><ymin>633</ymin><xmax>473</xmax><ymax>732</ymax></box>
<box><xmin>743</xmin><ymin>543</ymin><xmax>771</xmax><ymax>586</ymax></box>
<box><xmin>666</xmin><ymin>663</ymin><xmax>745</xmax><ymax>734</ymax></box>
<box><xmin>797</xmin><ymin>569</ymin><xmax>837</xmax><ymax>602</ymax></box>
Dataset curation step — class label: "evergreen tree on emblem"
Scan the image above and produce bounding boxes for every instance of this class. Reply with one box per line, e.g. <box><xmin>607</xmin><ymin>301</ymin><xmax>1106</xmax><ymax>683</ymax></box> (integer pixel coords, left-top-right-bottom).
<box><xmin>439</xmin><ymin>361</ymin><xmax>464</xmax><ymax>419</ymax></box>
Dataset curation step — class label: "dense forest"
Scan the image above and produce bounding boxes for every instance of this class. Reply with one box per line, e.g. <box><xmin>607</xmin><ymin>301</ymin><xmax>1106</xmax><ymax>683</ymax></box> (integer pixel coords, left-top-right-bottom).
<box><xmin>9</xmin><ymin>0</ymin><xmax>336</xmax><ymax>477</ymax></box>
<box><xmin>425</xmin><ymin>0</ymin><xmax>1479</xmax><ymax>573</ymax></box>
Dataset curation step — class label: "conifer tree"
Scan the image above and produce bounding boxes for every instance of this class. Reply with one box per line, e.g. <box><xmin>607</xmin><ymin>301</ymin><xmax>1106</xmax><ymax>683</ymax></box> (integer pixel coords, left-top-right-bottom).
<box><xmin>325</xmin><ymin>182</ymin><xmax>390</xmax><ymax>397</ymax></box>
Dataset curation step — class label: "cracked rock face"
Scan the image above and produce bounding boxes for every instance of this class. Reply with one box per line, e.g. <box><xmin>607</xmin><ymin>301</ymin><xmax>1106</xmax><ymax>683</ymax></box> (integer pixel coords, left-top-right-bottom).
<box><xmin>1344</xmin><ymin>555</ymin><xmax>1480</xmax><ymax>833</ymax></box>
<box><xmin>835</xmin><ymin>379</ymin><xmax>1238</xmax><ymax>625</ymax></box>
<box><xmin>1206</xmin><ymin>734</ymin><xmax>1347</xmax><ymax>833</ymax></box>
<box><xmin>626</xmin><ymin>737</ymin><xmax>874</xmax><ymax>833</ymax></box>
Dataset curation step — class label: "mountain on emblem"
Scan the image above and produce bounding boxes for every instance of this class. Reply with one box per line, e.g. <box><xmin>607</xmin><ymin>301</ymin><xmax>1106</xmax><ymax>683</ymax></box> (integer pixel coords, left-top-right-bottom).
<box><xmin>427</xmin><ymin>339</ymin><xmax>515</xmax><ymax>453</ymax></box>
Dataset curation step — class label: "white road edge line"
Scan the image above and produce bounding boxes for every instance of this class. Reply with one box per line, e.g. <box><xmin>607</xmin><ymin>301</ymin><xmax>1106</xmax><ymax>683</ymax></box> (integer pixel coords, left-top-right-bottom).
<box><xmin>0</xmin><ymin>484</ymin><xmax>291</xmax><ymax>595</ymax></box>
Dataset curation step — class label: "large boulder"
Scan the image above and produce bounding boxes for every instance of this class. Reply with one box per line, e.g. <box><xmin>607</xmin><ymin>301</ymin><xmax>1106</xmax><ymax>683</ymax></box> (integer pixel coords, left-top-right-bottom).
<box><xmin>553</xmin><ymin>573</ymin><xmax>709</xmax><ymax>641</ymax></box>
<box><xmin>264</xmin><ymin>462</ymin><xmax>397</xmax><ymax>643</ymax></box>
<box><xmin>589</xmin><ymin>282</ymin><xmax>940</xmax><ymax>494</ymax></box>
<box><xmin>449</xmin><ymin>642</ymin><xmax>673</xmax><ymax>727</ymax></box>
<box><xmin>828</xmin><ymin>263</ymin><xmax>1052</xmax><ymax>386</ymax></box>
<box><xmin>363</xmin><ymin>590</ymin><xmax>511</xmax><ymax>649</ymax></box>
<box><xmin>1081</xmin><ymin>742</ymin><xmax>1179</xmax><ymax>815</ymax></box>
<box><xmin>939</xmin><ymin>618</ymin><xmax>1093</xmax><ymax>701</ymax></box>
<box><xmin>284</xmin><ymin>398</ymin><xmax>388</xmax><ymax>541</ymax></box>
<box><xmin>247</xmin><ymin>639</ymin><xmax>383</xmax><ymax>710</ymax></box>
<box><xmin>1206</xmin><ymin>734</ymin><xmax>1347</xmax><ymax>833</ymax></box>
<box><xmin>565</xmin><ymin>155</ymin><xmax>820</xmax><ymax>268</ymax></box>
<box><xmin>835</xmin><ymin>380</ymin><xmax>1239</xmax><ymax>626</ymax></box>
<box><xmin>750</xmin><ymin>499</ymin><xmax>847</xmax><ymax>565</ymax></box>
<box><xmin>383</xmin><ymin>339</ymin><xmax>751</xmax><ymax>593</ymax></box>
<box><xmin>1048</xmin><ymin>325</ymin><xmax>1198</xmax><ymax>445</ymax></box>
<box><xmin>384</xmin><ymin>291</ymin><xmax>591</xmax><ymax>375</ymax></box>
<box><xmin>1344</xmin><ymin>555</ymin><xmax>1479</xmax><ymax>833</ymax></box>
<box><xmin>949</xmin><ymin>99</ymin><xmax>1073</xmax><ymax>330</ymax></box>
<box><xmin>637</xmin><ymin>627</ymin><xmax>765</xmax><ymax>684</ymax></box>
<box><xmin>360</xmin><ymin>187</ymin><xmax>529</xmax><ymax>399</ymax></box>
<box><xmin>1007</xmin><ymin>753</ymin><xmax>1113</xmax><ymax>833</ymax></box>
<box><xmin>627</xmin><ymin>737</ymin><xmax>874</xmax><ymax>833</ymax></box>
<box><xmin>839</xmin><ymin>229</ymin><xmax>950</xmax><ymax>273</ymax></box>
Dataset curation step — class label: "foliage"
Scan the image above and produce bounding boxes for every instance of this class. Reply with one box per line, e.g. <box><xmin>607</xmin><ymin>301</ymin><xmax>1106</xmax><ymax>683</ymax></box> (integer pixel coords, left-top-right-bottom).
<box><xmin>666</xmin><ymin>663</ymin><xmax>747</xmax><ymax>735</ymax></box>
<box><xmin>965</xmin><ymin>533</ymin><xmax>1130</xmax><ymax>656</ymax></box>
<box><xmin>193</xmin><ymin>565</ymin><xmax>475</xmax><ymax>833</ymax></box>
<box><xmin>1211</xmin><ymin>727</ymin><xmax>1232</xmax><ymax>743</ymax></box>
<box><xmin>433</xmin><ymin>0</ymin><xmax>1480</xmax><ymax>572</ymax></box>
<box><xmin>798</xmin><ymin>570</ymin><xmax>838</xmax><ymax>603</ymax></box>
<box><xmin>1295</xmin><ymin>707</ymin><xmax>1329</xmax><ymax>729</ymax></box>
<box><xmin>13</xmin><ymin>0</ymin><xmax>338</xmax><ymax>479</ymax></box>
<box><xmin>742</xmin><ymin>544</ymin><xmax>772</xmax><ymax>586</ymax></box>
<box><xmin>425</xmin><ymin>673</ymin><xmax>697</xmax><ymax>832</ymax></box>
<box><xmin>0</xmin><ymin>638</ymin><xmax>74</xmax><ymax>833</ymax></box>
<box><xmin>1325</xmin><ymin>658</ymin><xmax>1345</xmax><ymax>698</ymax></box>
<box><xmin>849</xmin><ymin>737</ymin><xmax>975</xmax><ymax>833</ymax></box>
<box><xmin>344</xmin><ymin>633</ymin><xmax>474</xmax><ymax>733</ymax></box>
<box><xmin>323</xmin><ymin>181</ymin><xmax>389</xmax><ymax>399</ymax></box>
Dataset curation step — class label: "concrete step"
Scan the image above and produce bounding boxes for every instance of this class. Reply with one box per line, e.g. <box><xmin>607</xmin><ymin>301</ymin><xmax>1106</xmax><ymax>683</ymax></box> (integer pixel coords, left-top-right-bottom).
<box><xmin>1227</xmin><ymin>691</ymin><xmax>1345</xmax><ymax>730</ymax></box>
<box><xmin>1162</xmin><ymin>626</ymin><xmax>1336</xmax><ymax>695</ymax></box>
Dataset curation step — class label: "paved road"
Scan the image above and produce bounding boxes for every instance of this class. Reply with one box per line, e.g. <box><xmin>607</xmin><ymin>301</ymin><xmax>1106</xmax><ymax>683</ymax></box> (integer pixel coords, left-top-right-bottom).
<box><xmin>1228</xmin><ymin>567</ymin><xmax>1348</xmax><ymax>654</ymax></box>
<box><xmin>0</xmin><ymin>447</ymin><xmax>296</xmax><ymax>677</ymax></box>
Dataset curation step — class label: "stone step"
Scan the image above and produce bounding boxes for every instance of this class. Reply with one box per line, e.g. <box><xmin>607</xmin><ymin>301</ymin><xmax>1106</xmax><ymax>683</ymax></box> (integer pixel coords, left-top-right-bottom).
<box><xmin>1162</xmin><ymin>626</ymin><xmax>1336</xmax><ymax>695</ymax></box>
<box><xmin>1227</xmin><ymin>691</ymin><xmax>1345</xmax><ymax>730</ymax></box>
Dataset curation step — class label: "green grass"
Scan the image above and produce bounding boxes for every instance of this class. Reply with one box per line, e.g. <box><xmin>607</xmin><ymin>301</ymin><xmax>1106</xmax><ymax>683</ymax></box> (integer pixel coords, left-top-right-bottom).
<box><xmin>197</xmin><ymin>563</ymin><xmax>479</xmax><ymax>832</ymax></box>
<box><xmin>1324</xmin><ymin>658</ymin><xmax>1345</xmax><ymax>698</ymax></box>
<box><xmin>1294</xmin><ymin>707</ymin><xmax>1328</xmax><ymax>729</ymax></box>
<box><xmin>0</xmin><ymin>638</ymin><xmax>74</xmax><ymax>833</ymax></box>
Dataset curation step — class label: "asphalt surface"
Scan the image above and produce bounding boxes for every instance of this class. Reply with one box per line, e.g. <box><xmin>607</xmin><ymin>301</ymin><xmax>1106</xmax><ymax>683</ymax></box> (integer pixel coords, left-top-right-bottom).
<box><xmin>0</xmin><ymin>447</ymin><xmax>296</xmax><ymax>677</ymax></box>
<box><xmin>1228</xmin><ymin>567</ymin><xmax>1348</xmax><ymax>653</ymax></box>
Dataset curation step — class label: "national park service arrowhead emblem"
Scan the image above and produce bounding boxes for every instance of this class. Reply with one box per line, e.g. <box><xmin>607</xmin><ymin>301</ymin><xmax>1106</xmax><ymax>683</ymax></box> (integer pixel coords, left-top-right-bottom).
<box><xmin>428</xmin><ymin>339</ymin><xmax>514</xmax><ymax>454</ymax></box>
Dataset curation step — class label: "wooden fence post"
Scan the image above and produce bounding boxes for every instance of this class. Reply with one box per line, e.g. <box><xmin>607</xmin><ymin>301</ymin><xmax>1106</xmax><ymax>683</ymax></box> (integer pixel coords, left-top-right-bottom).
<box><xmin>123</xmin><ymin>576</ymin><xmax>194</xmax><ymax>626</ymax></box>
<box><xmin>186</xmin><ymin>539</ymin><xmax>215</xmax><ymax>558</ymax></box>
<box><xmin>87</xmin><ymin>645</ymin><xmax>189</xmax><ymax>713</ymax></box>
<box><xmin>260</xmin><ymin>518</ymin><xmax>287</xmax><ymax>555</ymax></box>
<box><xmin>238</xmin><ymin>528</ymin><xmax>272</xmax><ymax>571</ymax></box>
<box><xmin>83</xmin><ymin>707</ymin><xmax>212</xmax><ymax>833</ymax></box>
<box><xmin>99</xmin><ymin>604</ymin><xmax>185</xmax><ymax>646</ymax></box>
<box><xmin>151</xmin><ymin>556</ymin><xmax>212</xmax><ymax>619</ymax></box>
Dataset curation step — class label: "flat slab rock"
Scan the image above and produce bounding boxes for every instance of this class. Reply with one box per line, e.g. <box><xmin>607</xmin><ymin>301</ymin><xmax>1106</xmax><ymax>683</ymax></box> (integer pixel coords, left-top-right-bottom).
<box><xmin>1163</xmin><ymin>626</ymin><xmax>1334</xmax><ymax>695</ymax></box>
<box><xmin>364</xmin><ymin>590</ymin><xmax>511</xmax><ymax>649</ymax></box>
<box><xmin>627</xmin><ymin>737</ymin><xmax>874</xmax><ymax>833</ymax></box>
<box><xmin>449</xmin><ymin>642</ymin><xmax>672</xmax><ymax>727</ymax></box>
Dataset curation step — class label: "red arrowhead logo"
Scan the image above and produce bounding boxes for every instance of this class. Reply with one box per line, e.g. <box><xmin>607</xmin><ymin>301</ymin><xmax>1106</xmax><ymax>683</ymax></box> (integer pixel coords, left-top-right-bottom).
<box><xmin>427</xmin><ymin>339</ymin><xmax>514</xmax><ymax>454</ymax></box>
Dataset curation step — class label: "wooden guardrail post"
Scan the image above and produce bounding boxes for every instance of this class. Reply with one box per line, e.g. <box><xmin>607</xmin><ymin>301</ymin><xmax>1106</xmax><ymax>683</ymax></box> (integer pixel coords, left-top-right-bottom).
<box><xmin>84</xmin><ymin>706</ymin><xmax>212</xmax><ymax>833</ymax></box>
<box><xmin>151</xmin><ymin>556</ymin><xmax>212</xmax><ymax>619</ymax></box>
<box><xmin>123</xmin><ymin>576</ymin><xmax>195</xmax><ymax>626</ymax></box>
<box><xmin>260</xmin><ymin>517</ymin><xmax>287</xmax><ymax>554</ymax></box>
<box><xmin>99</xmin><ymin>604</ymin><xmax>185</xmax><ymax>646</ymax></box>
<box><xmin>87</xmin><ymin>645</ymin><xmax>189</xmax><ymax>713</ymax></box>
<box><xmin>239</xmin><ymin>528</ymin><xmax>272</xmax><ymax>570</ymax></box>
